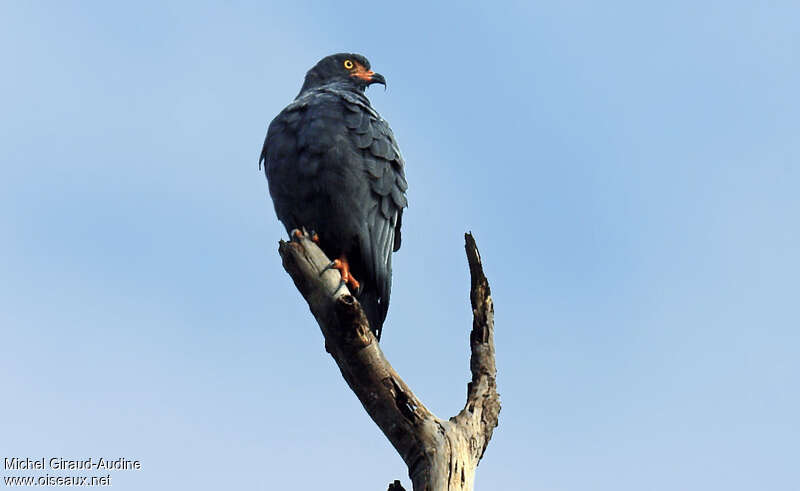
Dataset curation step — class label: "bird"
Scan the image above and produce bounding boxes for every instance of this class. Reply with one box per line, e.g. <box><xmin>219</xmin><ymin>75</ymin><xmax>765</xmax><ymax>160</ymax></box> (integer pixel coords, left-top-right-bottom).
<box><xmin>259</xmin><ymin>53</ymin><xmax>408</xmax><ymax>341</ymax></box>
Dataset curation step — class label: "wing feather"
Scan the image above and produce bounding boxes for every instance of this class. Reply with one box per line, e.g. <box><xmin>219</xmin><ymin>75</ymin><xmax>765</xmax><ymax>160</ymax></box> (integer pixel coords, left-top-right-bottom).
<box><xmin>342</xmin><ymin>95</ymin><xmax>408</xmax><ymax>332</ymax></box>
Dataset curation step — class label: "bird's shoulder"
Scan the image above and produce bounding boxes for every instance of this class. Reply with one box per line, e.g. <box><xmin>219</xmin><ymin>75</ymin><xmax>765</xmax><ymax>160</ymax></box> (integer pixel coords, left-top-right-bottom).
<box><xmin>261</xmin><ymin>88</ymin><xmax>346</xmax><ymax>166</ymax></box>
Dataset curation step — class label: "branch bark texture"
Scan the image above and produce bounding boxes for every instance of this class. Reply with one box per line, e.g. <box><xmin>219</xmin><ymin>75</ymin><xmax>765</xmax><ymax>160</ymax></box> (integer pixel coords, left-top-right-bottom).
<box><xmin>278</xmin><ymin>232</ymin><xmax>500</xmax><ymax>491</ymax></box>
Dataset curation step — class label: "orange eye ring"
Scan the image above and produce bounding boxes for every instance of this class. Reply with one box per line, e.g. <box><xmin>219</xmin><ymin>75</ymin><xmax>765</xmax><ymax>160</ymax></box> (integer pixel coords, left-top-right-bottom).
<box><xmin>343</xmin><ymin>59</ymin><xmax>354</xmax><ymax>70</ymax></box>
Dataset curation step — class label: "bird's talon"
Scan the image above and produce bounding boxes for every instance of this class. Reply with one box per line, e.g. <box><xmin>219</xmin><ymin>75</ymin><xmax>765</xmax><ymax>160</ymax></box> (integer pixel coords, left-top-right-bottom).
<box><xmin>320</xmin><ymin>256</ymin><xmax>361</xmax><ymax>293</ymax></box>
<box><xmin>320</xmin><ymin>259</ymin><xmax>341</xmax><ymax>276</ymax></box>
<box><xmin>332</xmin><ymin>279</ymin><xmax>347</xmax><ymax>296</ymax></box>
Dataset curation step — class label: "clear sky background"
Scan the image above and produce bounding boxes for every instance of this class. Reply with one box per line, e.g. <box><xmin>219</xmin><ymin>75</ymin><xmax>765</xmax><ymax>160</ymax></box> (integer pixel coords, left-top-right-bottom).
<box><xmin>1</xmin><ymin>1</ymin><xmax>798</xmax><ymax>490</ymax></box>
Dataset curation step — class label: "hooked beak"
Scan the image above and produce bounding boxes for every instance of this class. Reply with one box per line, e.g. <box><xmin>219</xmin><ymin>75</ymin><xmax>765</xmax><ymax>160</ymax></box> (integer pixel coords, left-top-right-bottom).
<box><xmin>352</xmin><ymin>65</ymin><xmax>386</xmax><ymax>87</ymax></box>
<box><xmin>367</xmin><ymin>72</ymin><xmax>386</xmax><ymax>87</ymax></box>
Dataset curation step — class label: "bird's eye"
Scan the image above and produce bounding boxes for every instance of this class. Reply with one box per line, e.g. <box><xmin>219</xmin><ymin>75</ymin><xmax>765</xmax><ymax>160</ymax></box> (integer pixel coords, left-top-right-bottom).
<box><xmin>343</xmin><ymin>59</ymin><xmax>354</xmax><ymax>70</ymax></box>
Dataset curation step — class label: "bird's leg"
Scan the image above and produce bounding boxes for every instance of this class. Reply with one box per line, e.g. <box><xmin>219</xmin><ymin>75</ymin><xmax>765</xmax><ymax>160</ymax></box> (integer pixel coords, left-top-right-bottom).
<box><xmin>322</xmin><ymin>255</ymin><xmax>361</xmax><ymax>294</ymax></box>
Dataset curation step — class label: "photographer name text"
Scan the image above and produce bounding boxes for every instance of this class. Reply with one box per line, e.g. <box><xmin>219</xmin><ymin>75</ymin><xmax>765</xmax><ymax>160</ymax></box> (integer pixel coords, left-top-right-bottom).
<box><xmin>4</xmin><ymin>457</ymin><xmax>141</xmax><ymax>471</ymax></box>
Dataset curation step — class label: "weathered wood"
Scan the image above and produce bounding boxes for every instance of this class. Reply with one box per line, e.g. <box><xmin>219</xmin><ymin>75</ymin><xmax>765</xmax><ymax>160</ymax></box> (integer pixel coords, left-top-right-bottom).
<box><xmin>278</xmin><ymin>231</ymin><xmax>500</xmax><ymax>490</ymax></box>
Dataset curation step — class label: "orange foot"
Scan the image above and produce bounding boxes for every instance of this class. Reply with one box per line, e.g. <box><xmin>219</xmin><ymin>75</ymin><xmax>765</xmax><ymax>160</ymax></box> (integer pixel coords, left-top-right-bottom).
<box><xmin>291</xmin><ymin>228</ymin><xmax>320</xmax><ymax>243</ymax></box>
<box><xmin>323</xmin><ymin>255</ymin><xmax>361</xmax><ymax>293</ymax></box>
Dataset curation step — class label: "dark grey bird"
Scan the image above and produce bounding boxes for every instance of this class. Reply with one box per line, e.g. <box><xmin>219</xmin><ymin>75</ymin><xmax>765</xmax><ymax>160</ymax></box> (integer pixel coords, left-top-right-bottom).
<box><xmin>259</xmin><ymin>53</ymin><xmax>408</xmax><ymax>340</ymax></box>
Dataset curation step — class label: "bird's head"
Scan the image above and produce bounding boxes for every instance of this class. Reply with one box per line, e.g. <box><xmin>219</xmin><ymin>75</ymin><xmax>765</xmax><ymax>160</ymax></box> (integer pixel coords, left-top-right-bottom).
<box><xmin>298</xmin><ymin>53</ymin><xmax>386</xmax><ymax>94</ymax></box>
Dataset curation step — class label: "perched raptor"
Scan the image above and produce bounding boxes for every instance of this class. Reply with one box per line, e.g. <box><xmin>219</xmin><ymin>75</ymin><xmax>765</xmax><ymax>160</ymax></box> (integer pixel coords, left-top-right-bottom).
<box><xmin>259</xmin><ymin>53</ymin><xmax>408</xmax><ymax>340</ymax></box>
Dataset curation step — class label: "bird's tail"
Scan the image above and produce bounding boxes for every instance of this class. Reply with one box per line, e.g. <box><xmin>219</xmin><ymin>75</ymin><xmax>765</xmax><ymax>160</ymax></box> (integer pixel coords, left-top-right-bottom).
<box><xmin>357</xmin><ymin>286</ymin><xmax>385</xmax><ymax>341</ymax></box>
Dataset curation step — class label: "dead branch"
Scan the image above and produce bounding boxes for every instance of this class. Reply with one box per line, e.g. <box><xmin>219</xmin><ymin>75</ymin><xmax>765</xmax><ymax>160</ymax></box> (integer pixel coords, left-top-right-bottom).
<box><xmin>277</xmin><ymin>232</ymin><xmax>500</xmax><ymax>491</ymax></box>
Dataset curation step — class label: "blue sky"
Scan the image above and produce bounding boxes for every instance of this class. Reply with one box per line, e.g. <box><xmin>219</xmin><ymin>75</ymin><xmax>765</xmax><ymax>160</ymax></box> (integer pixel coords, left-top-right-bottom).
<box><xmin>1</xmin><ymin>1</ymin><xmax>798</xmax><ymax>489</ymax></box>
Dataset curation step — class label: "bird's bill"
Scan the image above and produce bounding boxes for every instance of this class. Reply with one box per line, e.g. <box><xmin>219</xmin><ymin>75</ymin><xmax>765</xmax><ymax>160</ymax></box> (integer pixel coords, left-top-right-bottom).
<box><xmin>366</xmin><ymin>72</ymin><xmax>386</xmax><ymax>86</ymax></box>
<box><xmin>352</xmin><ymin>64</ymin><xmax>386</xmax><ymax>86</ymax></box>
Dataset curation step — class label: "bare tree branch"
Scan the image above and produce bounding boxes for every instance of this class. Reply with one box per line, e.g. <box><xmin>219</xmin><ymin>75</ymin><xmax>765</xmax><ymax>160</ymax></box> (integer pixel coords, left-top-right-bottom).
<box><xmin>277</xmin><ymin>231</ymin><xmax>500</xmax><ymax>490</ymax></box>
<box><xmin>452</xmin><ymin>233</ymin><xmax>501</xmax><ymax>461</ymax></box>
